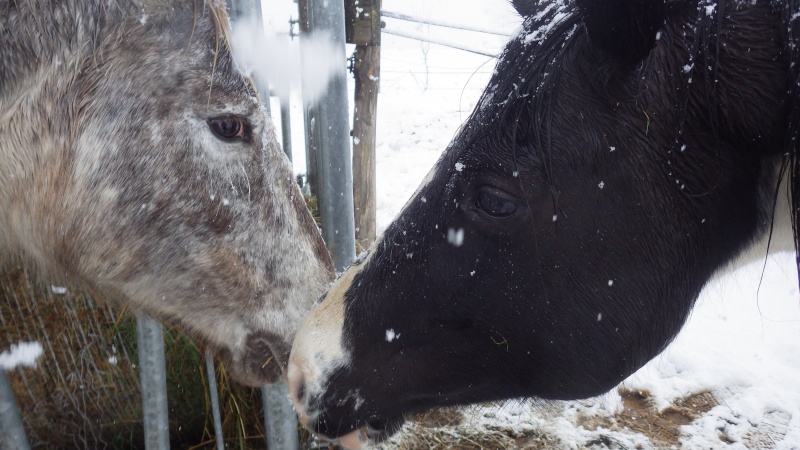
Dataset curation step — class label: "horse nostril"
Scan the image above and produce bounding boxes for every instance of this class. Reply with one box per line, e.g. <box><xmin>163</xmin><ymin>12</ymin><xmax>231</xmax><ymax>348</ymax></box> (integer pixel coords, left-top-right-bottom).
<box><xmin>296</xmin><ymin>378</ymin><xmax>307</xmax><ymax>404</ymax></box>
<box><xmin>366</xmin><ymin>415</ymin><xmax>388</xmax><ymax>432</ymax></box>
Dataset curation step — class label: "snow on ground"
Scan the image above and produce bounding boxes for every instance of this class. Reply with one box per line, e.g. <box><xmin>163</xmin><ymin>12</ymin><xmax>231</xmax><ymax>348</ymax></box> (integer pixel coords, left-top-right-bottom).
<box><xmin>0</xmin><ymin>341</ymin><xmax>43</xmax><ymax>370</ymax></box>
<box><xmin>261</xmin><ymin>0</ymin><xmax>800</xmax><ymax>447</ymax></box>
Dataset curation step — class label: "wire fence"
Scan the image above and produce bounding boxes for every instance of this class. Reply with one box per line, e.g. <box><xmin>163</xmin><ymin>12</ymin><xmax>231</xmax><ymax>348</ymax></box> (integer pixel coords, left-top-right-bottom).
<box><xmin>382</xmin><ymin>28</ymin><xmax>500</xmax><ymax>58</ymax></box>
<box><xmin>382</xmin><ymin>10</ymin><xmax>511</xmax><ymax>37</ymax></box>
<box><xmin>381</xmin><ymin>9</ymin><xmax>511</xmax><ymax>59</ymax></box>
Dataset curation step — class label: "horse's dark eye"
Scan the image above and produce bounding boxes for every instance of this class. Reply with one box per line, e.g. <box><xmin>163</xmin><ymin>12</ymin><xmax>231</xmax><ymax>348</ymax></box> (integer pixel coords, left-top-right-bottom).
<box><xmin>207</xmin><ymin>116</ymin><xmax>249</xmax><ymax>141</ymax></box>
<box><xmin>476</xmin><ymin>190</ymin><xmax>517</xmax><ymax>218</ymax></box>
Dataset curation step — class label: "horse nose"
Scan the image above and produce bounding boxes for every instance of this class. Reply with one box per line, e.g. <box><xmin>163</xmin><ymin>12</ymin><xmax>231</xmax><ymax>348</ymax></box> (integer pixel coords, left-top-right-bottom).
<box><xmin>287</xmin><ymin>356</ymin><xmax>310</xmax><ymax>427</ymax></box>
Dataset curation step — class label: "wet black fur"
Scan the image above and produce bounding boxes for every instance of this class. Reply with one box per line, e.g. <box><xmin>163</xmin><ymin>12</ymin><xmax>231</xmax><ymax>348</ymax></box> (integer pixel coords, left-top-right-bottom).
<box><xmin>308</xmin><ymin>0</ymin><xmax>800</xmax><ymax>440</ymax></box>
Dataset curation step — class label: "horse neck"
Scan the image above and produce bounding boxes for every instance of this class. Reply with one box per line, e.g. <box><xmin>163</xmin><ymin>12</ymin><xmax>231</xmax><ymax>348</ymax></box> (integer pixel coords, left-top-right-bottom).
<box><xmin>0</xmin><ymin>0</ymin><xmax>133</xmax><ymax>259</ymax></box>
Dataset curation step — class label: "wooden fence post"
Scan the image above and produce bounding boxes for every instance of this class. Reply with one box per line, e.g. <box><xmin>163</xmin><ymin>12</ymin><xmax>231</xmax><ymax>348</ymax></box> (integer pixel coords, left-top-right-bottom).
<box><xmin>346</xmin><ymin>0</ymin><xmax>381</xmax><ymax>250</ymax></box>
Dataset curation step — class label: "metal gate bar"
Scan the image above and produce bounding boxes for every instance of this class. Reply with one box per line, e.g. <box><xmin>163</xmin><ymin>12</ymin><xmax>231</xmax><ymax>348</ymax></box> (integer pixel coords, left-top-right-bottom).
<box><xmin>0</xmin><ymin>369</ymin><xmax>30</xmax><ymax>450</ymax></box>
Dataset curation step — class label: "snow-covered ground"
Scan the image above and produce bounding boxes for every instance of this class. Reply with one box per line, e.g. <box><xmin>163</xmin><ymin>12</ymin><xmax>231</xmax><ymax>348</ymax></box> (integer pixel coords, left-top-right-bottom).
<box><xmin>260</xmin><ymin>0</ymin><xmax>800</xmax><ymax>447</ymax></box>
<box><xmin>0</xmin><ymin>341</ymin><xmax>43</xmax><ymax>370</ymax></box>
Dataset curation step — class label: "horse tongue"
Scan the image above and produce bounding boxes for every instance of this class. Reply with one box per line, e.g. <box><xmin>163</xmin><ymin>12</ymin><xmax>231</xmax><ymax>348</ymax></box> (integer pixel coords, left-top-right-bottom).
<box><xmin>338</xmin><ymin>428</ymin><xmax>370</xmax><ymax>450</ymax></box>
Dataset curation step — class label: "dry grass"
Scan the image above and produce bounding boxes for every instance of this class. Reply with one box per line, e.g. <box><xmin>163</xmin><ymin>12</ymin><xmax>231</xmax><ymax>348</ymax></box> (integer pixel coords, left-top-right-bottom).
<box><xmin>1</xmin><ymin>266</ymin><xmax>269</xmax><ymax>449</ymax></box>
<box><xmin>374</xmin><ymin>388</ymin><xmax>725</xmax><ymax>450</ymax></box>
<box><xmin>375</xmin><ymin>407</ymin><xmax>560</xmax><ymax>450</ymax></box>
<box><xmin>0</xmin><ymin>196</ymin><xmax>331</xmax><ymax>448</ymax></box>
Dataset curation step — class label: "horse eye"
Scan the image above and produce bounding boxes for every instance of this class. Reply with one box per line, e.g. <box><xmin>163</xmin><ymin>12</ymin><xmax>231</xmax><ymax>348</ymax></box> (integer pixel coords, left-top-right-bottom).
<box><xmin>207</xmin><ymin>116</ymin><xmax>249</xmax><ymax>141</ymax></box>
<box><xmin>476</xmin><ymin>191</ymin><xmax>517</xmax><ymax>218</ymax></box>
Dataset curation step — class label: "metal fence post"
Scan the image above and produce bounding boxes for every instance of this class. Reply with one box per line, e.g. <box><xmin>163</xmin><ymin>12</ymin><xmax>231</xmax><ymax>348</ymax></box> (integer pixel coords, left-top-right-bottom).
<box><xmin>136</xmin><ymin>314</ymin><xmax>170</xmax><ymax>450</ymax></box>
<box><xmin>204</xmin><ymin>350</ymin><xmax>225</xmax><ymax>450</ymax></box>
<box><xmin>0</xmin><ymin>370</ymin><xmax>30</xmax><ymax>450</ymax></box>
<box><xmin>225</xmin><ymin>2</ymin><xmax>302</xmax><ymax>449</ymax></box>
<box><xmin>307</xmin><ymin>0</ymin><xmax>357</xmax><ymax>271</ymax></box>
<box><xmin>280</xmin><ymin>99</ymin><xmax>293</xmax><ymax>162</ymax></box>
<box><xmin>262</xmin><ymin>382</ymin><xmax>299</xmax><ymax>450</ymax></box>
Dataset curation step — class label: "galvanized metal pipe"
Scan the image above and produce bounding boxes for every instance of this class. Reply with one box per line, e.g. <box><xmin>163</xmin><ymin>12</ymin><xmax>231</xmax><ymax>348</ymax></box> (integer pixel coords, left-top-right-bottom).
<box><xmin>228</xmin><ymin>0</ymin><xmax>272</xmax><ymax>113</ymax></box>
<box><xmin>307</xmin><ymin>0</ymin><xmax>357</xmax><ymax>271</ymax></box>
<box><xmin>262</xmin><ymin>383</ymin><xmax>299</xmax><ymax>450</ymax></box>
<box><xmin>223</xmin><ymin>4</ymin><xmax>303</xmax><ymax>449</ymax></box>
<box><xmin>280</xmin><ymin>100</ymin><xmax>293</xmax><ymax>162</ymax></box>
<box><xmin>0</xmin><ymin>370</ymin><xmax>30</xmax><ymax>450</ymax></box>
<box><xmin>204</xmin><ymin>350</ymin><xmax>225</xmax><ymax>450</ymax></box>
<box><xmin>136</xmin><ymin>314</ymin><xmax>170</xmax><ymax>450</ymax></box>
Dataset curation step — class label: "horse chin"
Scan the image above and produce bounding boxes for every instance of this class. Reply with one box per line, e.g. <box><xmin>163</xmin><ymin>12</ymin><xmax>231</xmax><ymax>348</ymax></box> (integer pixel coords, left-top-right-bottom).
<box><xmin>219</xmin><ymin>331</ymin><xmax>292</xmax><ymax>387</ymax></box>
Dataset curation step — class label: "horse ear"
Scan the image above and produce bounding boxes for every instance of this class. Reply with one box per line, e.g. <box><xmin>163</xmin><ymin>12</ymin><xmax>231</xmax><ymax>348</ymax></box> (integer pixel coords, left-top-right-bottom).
<box><xmin>510</xmin><ymin>0</ymin><xmax>539</xmax><ymax>16</ymax></box>
<box><xmin>575</xmin><ymin>0</ymin><xmax>666</xmax><ymax>66</ymax></box>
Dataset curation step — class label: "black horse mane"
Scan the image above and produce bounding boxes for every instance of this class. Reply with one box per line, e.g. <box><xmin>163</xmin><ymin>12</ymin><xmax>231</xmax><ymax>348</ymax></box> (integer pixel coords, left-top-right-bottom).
<box><xmin>464</xmin><ymin>0</ymin><xmax>800</xmax><ymax>287</ymax></box>
<box><xmin>782</xmin><ymin>0</ymin><xmax>800</xmax><ymax>287</ymax></box>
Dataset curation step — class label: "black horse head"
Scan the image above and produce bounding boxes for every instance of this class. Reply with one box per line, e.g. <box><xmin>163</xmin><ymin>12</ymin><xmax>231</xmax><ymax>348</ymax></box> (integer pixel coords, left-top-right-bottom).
<box><xmin>289</xmin><ymin>0</ymin><xmax>800</xmax><ymax>446</ymax></box>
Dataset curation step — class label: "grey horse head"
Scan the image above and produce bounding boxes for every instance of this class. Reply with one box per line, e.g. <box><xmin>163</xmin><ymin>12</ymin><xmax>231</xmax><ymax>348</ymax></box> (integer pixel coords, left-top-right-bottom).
<box><xmin>0</xmin><ymin>0</ymin><xmax>335</xmax><ymax>386</ymax></box>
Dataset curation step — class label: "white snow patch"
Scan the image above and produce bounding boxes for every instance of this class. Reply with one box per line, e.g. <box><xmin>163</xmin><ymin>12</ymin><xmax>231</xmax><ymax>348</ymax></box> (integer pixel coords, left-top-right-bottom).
<box><xmin>385</xmin><ymin>329</ymin><xmax>400</xmax><ymax>342</ymax></box>
<box><xmin>50</xmin><ymin>285</ymin><xmax>67</xmax><ymax>295</ymax></box>
<box><xmin>607</xmin><ymin>279</ymin><xmax>614</xmax><ymax>286</ymax></box>
<box><xmin>447</xmin><ymin>227</ymin><xmax>464</xmax><ymax>246</ymax></box>
<box><xmin>0</xmin><ymin>341</ymin><xmax>43</xmax><ymax>370</ymax></box>
<box><xmin>598</xmin><ymin>181</ymin><xmax>605</xmax><ymax>189</ymax></box>
<box><xmin>454</xmin><ymin>162</ymin><xmax>465</xmax><ymax>172</ymax></box>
